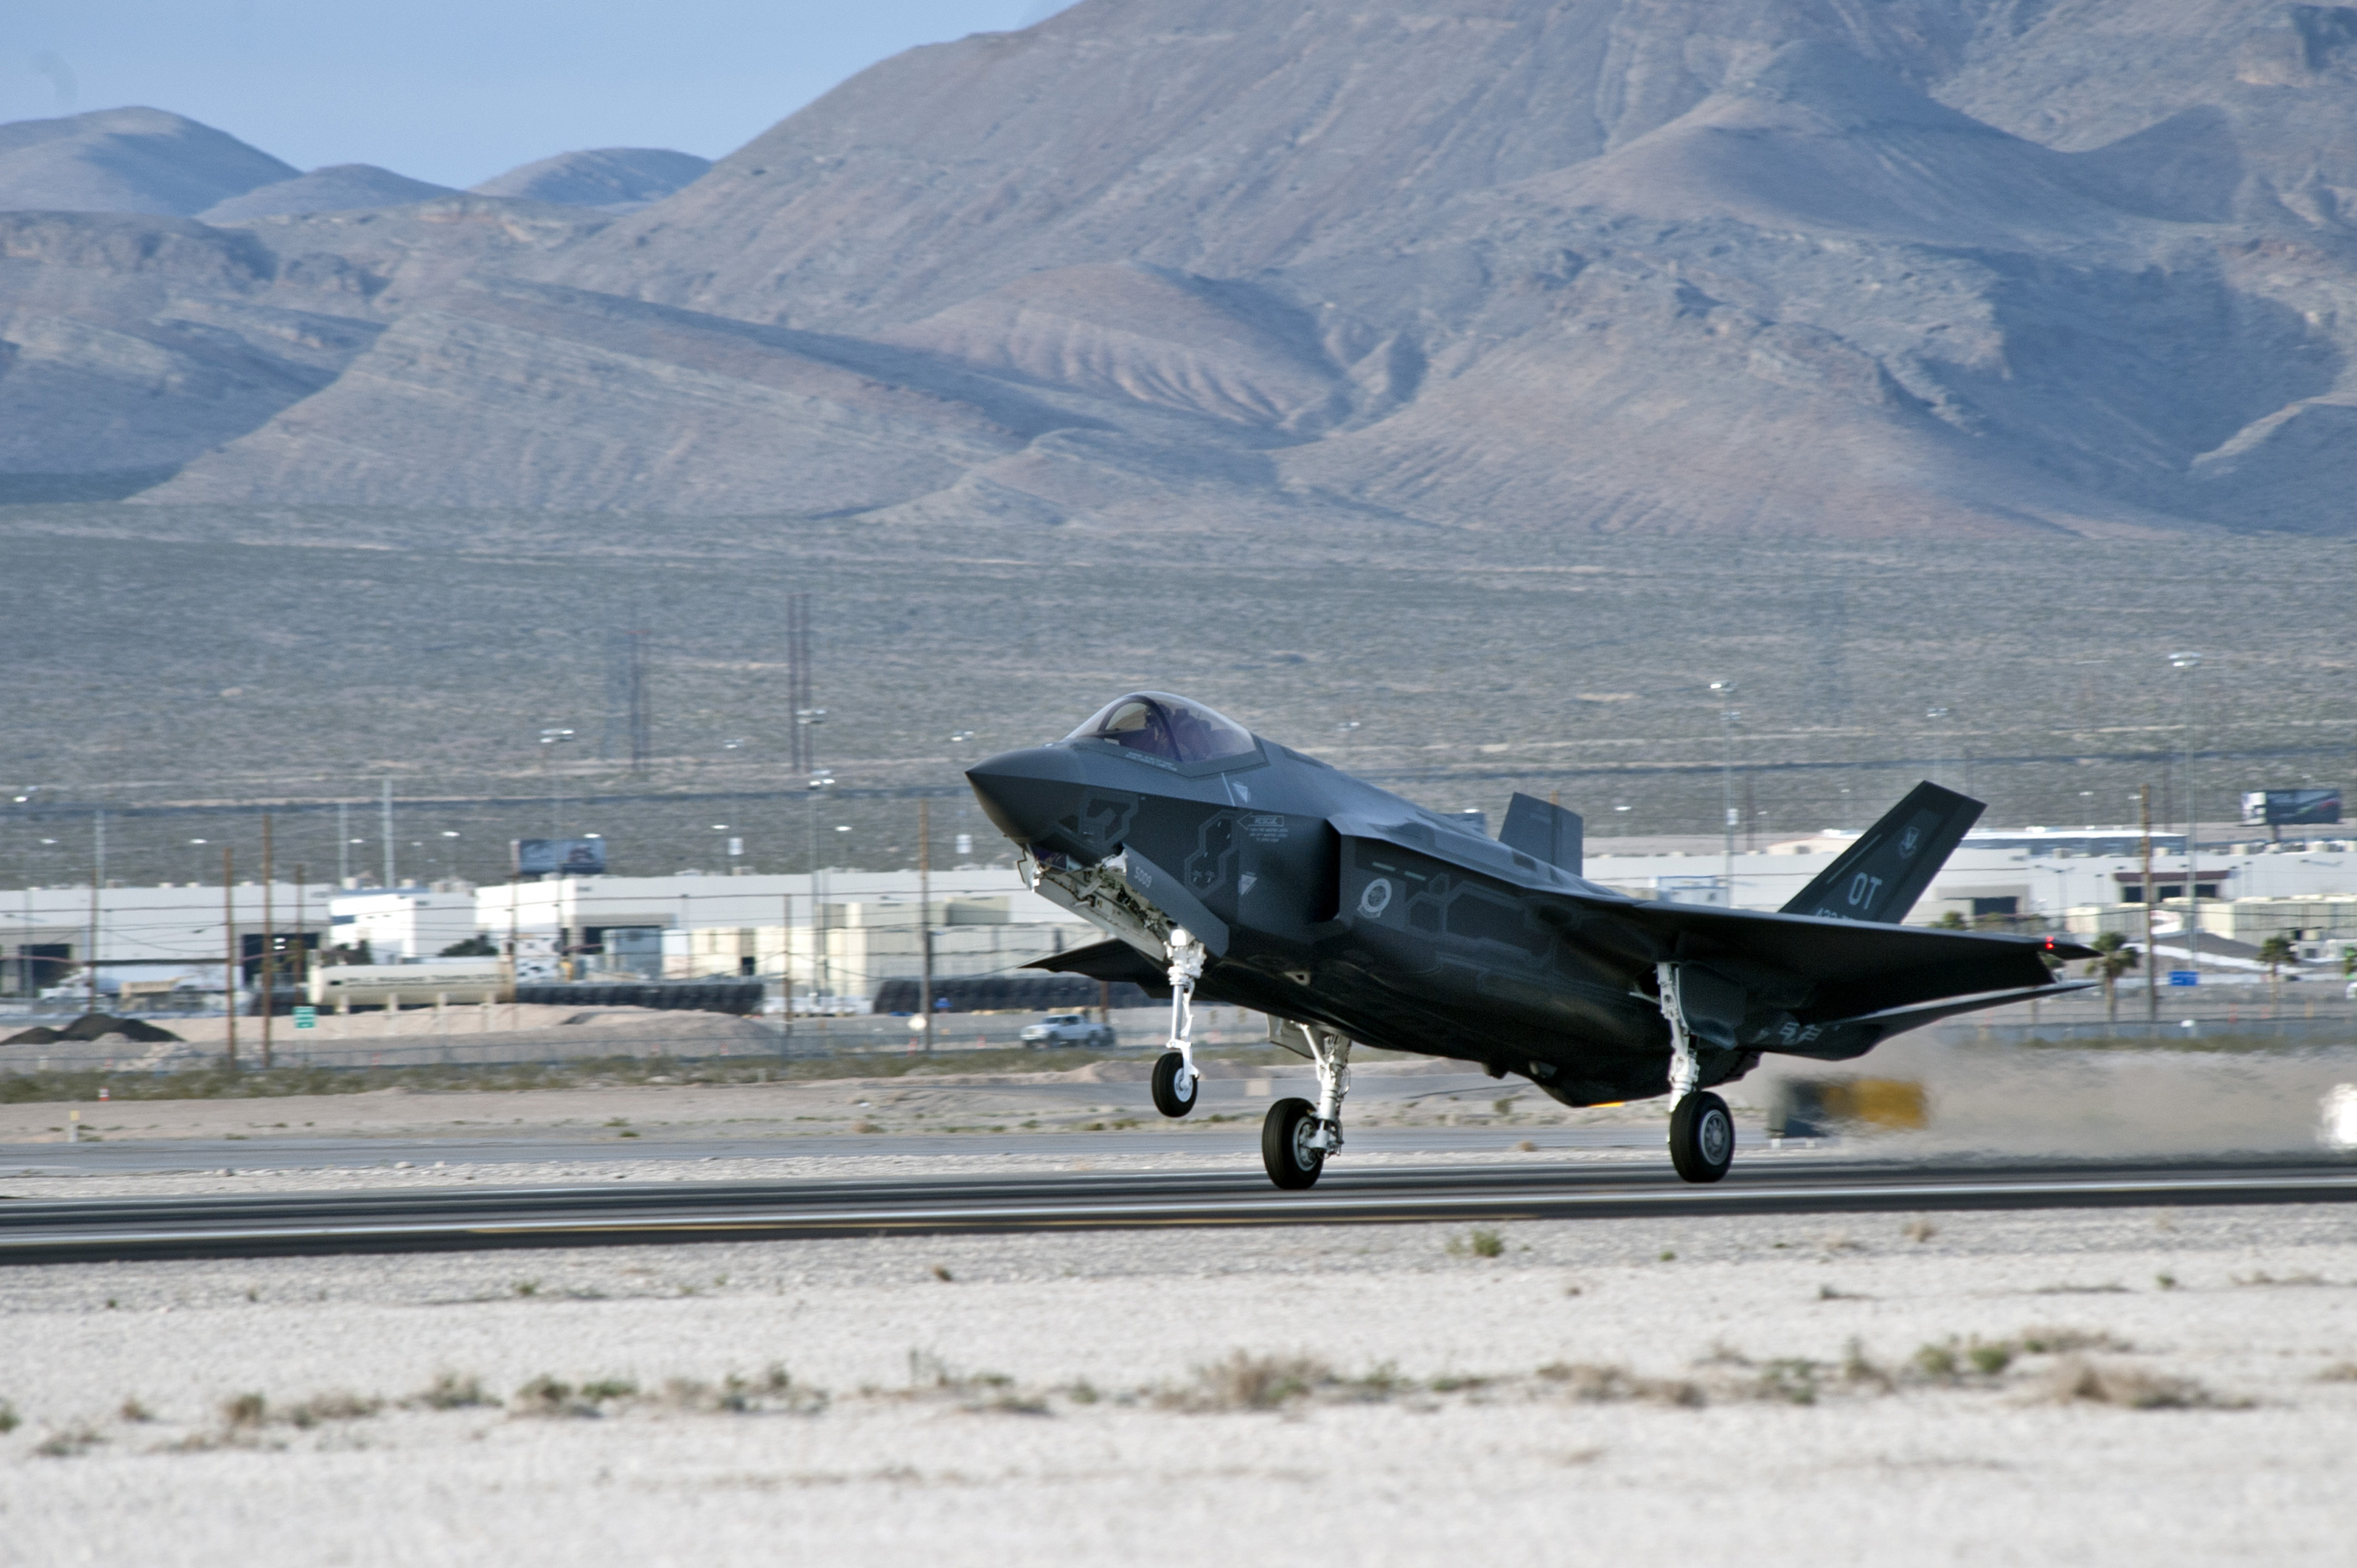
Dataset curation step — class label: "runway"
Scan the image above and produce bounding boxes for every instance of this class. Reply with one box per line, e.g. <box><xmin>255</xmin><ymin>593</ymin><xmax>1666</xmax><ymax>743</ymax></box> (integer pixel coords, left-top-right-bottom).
<box><xmin>3</xmin><ymin>1155</ymin><xmax>2353</xmax><ymax>1264</ymax></box>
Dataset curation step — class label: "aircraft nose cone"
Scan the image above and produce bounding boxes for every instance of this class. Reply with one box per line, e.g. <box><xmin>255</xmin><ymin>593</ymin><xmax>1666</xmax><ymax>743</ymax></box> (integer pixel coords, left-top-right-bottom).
<box><xmin>964</xmin><ymin>746</ymin><xmax>1087</xmax><ymax>848</ymax></box>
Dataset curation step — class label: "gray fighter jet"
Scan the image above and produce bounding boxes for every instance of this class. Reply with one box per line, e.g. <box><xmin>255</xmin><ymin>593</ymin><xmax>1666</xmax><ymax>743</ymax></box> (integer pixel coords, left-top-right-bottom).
<box><xmin>966</xmin><ymin>693</ymin><xmax>2094</xmax><ymax>1190</ymax></box>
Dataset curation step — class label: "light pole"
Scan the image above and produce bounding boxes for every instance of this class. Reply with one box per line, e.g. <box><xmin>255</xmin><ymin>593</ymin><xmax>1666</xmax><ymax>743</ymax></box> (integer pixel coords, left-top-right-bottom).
<box><xmin>806</xmin><ymin>761</ymin><xmax>834</xmax><ymax>1012</ymax></box>
<box><xmin>1710</xmin><ymin>682</ymin><xmax>1738</xmax><ymax>904</ymax></box>
<box><xmin>1923</xmin><ymin>706</ymin><xmax>1950</xmax><ymax>788</ymax></box>
<box><xmin>439</xmin><ymin>830</ymin><xmax>460</xmax><ymax>882</ymax></box>
<box><xmin>2170</xmin><ymin>652</ymin><xmax>2201</xmax><ymax>983</ymax></box>
<box><xmin>2040</xmin><ymin>862</ymin><xmax>2071</xmax><ymax>935</ymax></box>
<box><xmin>539</xmin><ymin>727</ymin><xmax>576</xmax><ymax>839</ymax></box>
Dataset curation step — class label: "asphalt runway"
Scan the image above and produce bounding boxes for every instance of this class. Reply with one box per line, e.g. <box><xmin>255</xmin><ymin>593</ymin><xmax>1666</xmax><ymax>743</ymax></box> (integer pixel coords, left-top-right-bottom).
<box><xmin>2</xmin><ymin>1156</ymin><xmax>2353</xmax><ymax>1265</ymax></box>
<box><xmin>0</xmin><ymin>1123</ymin><xmax>1665</xmax><ymax>1176</ymax></box>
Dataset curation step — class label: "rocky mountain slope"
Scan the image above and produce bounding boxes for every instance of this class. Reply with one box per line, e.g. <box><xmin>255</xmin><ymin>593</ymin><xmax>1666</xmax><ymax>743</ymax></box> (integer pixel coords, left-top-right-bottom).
<box><xmin>6</xmin><ymin>0</ymin><xmax>2356</xmax><ymax>533</ymax></box>
<box><xmin>199</xmin><ymin>164</ymin><xmax>460</xmax><ymax>222</ymax></box>
<box><xmin>0</xmin><ymin>107</ymin><xmax>296</xmax><ymax>216</ymax></box>
<box><xmin>470</xmin><ymin>147</ymin><xmax>712</xmax><ymax>211</ymax></box>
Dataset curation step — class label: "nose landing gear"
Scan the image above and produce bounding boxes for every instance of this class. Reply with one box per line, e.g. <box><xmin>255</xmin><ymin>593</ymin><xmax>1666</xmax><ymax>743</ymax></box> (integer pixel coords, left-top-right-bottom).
<box><xmin>1150</xmin><ymin>929</ymin><xmax>1206</xmax><ymax>1118</ymax></box>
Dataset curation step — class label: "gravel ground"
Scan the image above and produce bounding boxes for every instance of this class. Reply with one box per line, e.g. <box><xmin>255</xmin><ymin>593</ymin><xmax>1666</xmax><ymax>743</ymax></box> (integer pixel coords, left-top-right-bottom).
<box><xmin>0</xmin><ymin>1202</ymin><xmax>2353</xmax><ymax>1564</ymax></box>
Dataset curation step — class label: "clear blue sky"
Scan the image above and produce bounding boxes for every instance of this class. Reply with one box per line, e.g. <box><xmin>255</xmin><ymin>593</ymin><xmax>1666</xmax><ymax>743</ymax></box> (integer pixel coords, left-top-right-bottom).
<box><xmin>1</xmin><ymin>0</ymin><xmax>1077</xmax><ymax>187</ymax></box>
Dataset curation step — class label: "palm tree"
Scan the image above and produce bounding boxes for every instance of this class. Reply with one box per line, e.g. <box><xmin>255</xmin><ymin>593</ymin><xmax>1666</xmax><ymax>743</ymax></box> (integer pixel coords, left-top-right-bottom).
<box><xmin>2258</xmin><ymin>933</ymin><xmax>2297</xmax><ymax>1010</ymax></box>
<box><xmin>2089</xmin><ymin>931</ymin><xmax>2138</xmax><ymax>1031</ymax></box>
<box><xmin>2258</xmin><ymin>933</ymin><xmax>2297</xmax><ymax>980</ymax></box>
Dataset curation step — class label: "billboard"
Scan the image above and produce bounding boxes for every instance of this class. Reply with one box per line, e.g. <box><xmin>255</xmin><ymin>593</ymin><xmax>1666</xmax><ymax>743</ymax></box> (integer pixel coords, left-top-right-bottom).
<box><xmin>2240</xmin><ymin>788</ymin><xmax>2342</xmax><ymax>828</ymax></box>
<box><xmin>513</xmin><ymin>836</ymin><xmax>608</xmax><ymax>877</ymax></box>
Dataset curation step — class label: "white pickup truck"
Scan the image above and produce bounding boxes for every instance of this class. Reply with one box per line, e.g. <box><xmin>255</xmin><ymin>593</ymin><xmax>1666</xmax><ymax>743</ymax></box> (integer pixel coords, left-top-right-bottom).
<box><xmin>1018</xmin><ymin>1012</ymin><xmax>1116</xmax><ymax>1049</ymax></box>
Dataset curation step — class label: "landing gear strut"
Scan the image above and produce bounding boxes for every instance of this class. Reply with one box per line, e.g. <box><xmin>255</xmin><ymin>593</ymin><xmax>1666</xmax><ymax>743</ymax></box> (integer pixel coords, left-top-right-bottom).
<box><xmin>1150</xmin><ymin>928</ymin><xmax>1205</xmax><ymax>1118</ymax></box>
<box><xmin>1657</xmin><ymin>961</ymin><xmax>1734</xmax><ymax>1184</ymax></box>
<box><xmin>1263</xmin><ymin>1022</ymin><xmax>1349</xmax><ymax>1189</ymax></box>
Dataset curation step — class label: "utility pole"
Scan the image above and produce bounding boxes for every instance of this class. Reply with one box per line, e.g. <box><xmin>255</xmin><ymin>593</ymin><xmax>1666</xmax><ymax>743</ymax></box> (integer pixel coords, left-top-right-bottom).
<box><xmin>2140</xmin><ymin>784</ymin><xmax>2158</xmax><ymax>1036</ymax></box>
<box><xmin>628</xmin><ymin>630</ymin><xmax>652</xmax><ymax>775</ymax></box>
<box><xmin>2171</xmin><ymin>653</ymin><xmax>2201</xmax><ymax>988</ymax></box>
<box><xmin>86</xmin><ymin>809</ymin><xmax>102</xmax><ymax>1015</ymax></box>
<box><xmin>502</xmin><ymin>876</ymin><xmax>523</xmax><ymax>1024</ymax></box>
<box><xmin>779</xmin><ymin>883</ymin><xmax>795</xmax><ymax>1050</ymax></box>
<box><xmin>260</xmin><ymin>812</ymin><xmax>275</xmax><ymax>1071</ymax></box>
<box><xmin>1710</xmin><ymin>682</ymin><xmax>1738</xmax><ymax>904</ymax></box>
<box><xmin>222</xmin><ymin>844</ymin><xmax>238</xmax><ymax>1070</ymax></box>
<box><xmin>294</xmin><ymin>862</ymin><xmax>308</xmax><ymax>1031</ymax></box>
<box><xmin>918</xmin><ymin>797</ymin><xmax>934</xmax><ymax>1055</ymax></box>
<box><xmin>380</xmin><ymin>778</ymin><xmax>395</xmax><ymax>890</ymax></box>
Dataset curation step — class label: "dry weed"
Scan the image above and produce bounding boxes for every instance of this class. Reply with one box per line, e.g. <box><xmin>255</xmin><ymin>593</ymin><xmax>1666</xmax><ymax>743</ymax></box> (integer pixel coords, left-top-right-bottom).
<box><xmin>1536</xmin><ymin>1362</ymin><xmax>1705</xmax><ymax>1408</ymax></box>
<box><xmin>512</xmin><ymin>1376</ymin><xmax>634</xmax><ymax>1418</ymax></box>
<box><xmin>1912</xmin><ymin>1338</ymin><xmax>2014</xmax><ymax>1384</ymax></box>
<box><xmin>1839</xmin><ymin>1338</ymin><xmax>1894</xmax><ymax>1393</ymax></box>
<box><xmin>1162</xmin><ymin>1352</ymin><xmax>1335</xmax><ymax>1412</ymax></box>
<box><xmin>412</xmin><ymin>1372</ymin><xmax>497</xmax><ymax>1410</ymax></box>
<box><xmin>33</xmin><ymin>1424</ymin><xmax>102</xmax><ymax>1458</ymax></box>
<box><xmin>284</xmin><ymin>1391</ymin><xmax>382</xmax><ymax>1429</ymax></box>
<box><xmin>662</xmin><ymin>1366</ymin><xmax>826</xmax><ymax>1416</ymax></box>
<box><xmin>2018</xmin><ymin>1328</ymin><xmax>2132</xmax><ymax>1355</ymax></box>
<box><xmin>2037</xmin><ymin>1357</ymin><xmax>2245</xmax><ymax>1410</ymax></box>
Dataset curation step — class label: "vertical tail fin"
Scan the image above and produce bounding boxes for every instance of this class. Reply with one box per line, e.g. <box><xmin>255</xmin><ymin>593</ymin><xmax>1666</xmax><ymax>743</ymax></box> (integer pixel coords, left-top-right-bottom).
<box><xmin>1780</xmin><ymin>782</ymin><xmax>1981</xmax><ymax>924</ymax></box>
<box><xmin>1501</xmin><ymin>793</ymin><xmax>1583</xmax><ymax>877</ymax></box>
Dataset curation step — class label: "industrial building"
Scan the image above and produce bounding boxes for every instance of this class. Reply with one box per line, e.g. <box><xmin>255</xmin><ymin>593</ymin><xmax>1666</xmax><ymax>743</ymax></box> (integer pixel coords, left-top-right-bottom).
<box><xmin>472</xmin><ymin>870</ymin><xmax>1097</xmax><ymax>1012</ymax></box>
<box><xmin>7</xmin><ymin>827</ymin><xmax>2354</xmax><ymax>1015</ymax></box>
<box><xmin>1582</xmin><ymin>828</ymin><xmax>2357</xmax><ymax>928</ymax></box>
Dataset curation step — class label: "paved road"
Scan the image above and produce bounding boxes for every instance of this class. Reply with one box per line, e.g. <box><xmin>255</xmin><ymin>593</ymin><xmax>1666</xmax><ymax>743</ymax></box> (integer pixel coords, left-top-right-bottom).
<box><xmin>2</xmin><ymin>1157</ymin><xmax>2352</xmax><ymax>1264</ymax></box>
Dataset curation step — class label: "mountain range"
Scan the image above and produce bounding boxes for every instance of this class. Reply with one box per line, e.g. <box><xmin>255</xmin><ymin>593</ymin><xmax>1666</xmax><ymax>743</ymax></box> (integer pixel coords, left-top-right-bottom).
<box><xmin>3</xmin><ymin>0</ymin><xmax>2355</xmax><ymax>535</ymax></box>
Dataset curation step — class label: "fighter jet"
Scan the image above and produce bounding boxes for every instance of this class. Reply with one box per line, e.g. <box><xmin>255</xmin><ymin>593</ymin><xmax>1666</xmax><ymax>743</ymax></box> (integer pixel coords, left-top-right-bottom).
<box><xmin>966</xmin><ymin>692</ymin><xmax>2094</xmax><ymax>1190</ymax></box>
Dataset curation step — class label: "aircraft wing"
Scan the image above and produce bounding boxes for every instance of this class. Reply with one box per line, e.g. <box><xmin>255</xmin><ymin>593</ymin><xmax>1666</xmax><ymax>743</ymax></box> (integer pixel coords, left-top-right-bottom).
<box><xmin>1328</xmin><ymin>814</ymin><xmax>2094</xmax><ymax>1018</ymax></box>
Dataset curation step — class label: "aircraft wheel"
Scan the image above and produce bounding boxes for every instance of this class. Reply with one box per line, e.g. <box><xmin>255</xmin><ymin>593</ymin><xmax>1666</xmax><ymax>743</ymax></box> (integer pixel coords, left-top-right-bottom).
<box><xmin>1667</xmin><ymin>1091</ymin><xmax>1734</xmax><ymax>1184</ymax></box>
<box><xmin>1150</xmin><ymin>1051</ymin><xmax>1198</xmax><ymax>1118</ymax></box>
<box><xmin>1262</xmin><ymin>1097</ymin><xmax>1325</xmax><ymax>1189</ymax></box>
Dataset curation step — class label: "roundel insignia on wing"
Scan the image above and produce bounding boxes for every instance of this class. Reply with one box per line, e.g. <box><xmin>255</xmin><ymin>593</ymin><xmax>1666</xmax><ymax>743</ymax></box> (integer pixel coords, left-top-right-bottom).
<box><xmin>1356</xmin><ymin>878</ymin><xmax>1394</xmax><ymax>919</ymax></box>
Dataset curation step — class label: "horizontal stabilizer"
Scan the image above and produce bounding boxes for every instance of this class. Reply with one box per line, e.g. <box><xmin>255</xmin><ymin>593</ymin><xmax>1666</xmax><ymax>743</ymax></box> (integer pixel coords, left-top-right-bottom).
<box><xmin>1835</xmin><ymin>978</ymin><xmax>2098</xmax><ymax>1031</ymax></box>
<box><xmin>1780</xmin><ymin>782</ymin><xmax>1982</xmax><ymax>925</ymax></box>
<box><xmin>1501</xmin><ymin>793</ymin><xmax>1583</xmax><ymax>876</ymax></box>
<box><xmin>1766</xmin><ymin>979</ymin><xmax>2097</xmax><ymax>1062</ymax></box>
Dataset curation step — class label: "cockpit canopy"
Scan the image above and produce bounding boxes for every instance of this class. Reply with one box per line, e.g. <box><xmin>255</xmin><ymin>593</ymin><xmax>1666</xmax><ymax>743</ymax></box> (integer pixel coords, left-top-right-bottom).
<box><xmin>1063</xmin><ymin>692</ymin><xmax>1258</xmax><ymax>765</ymax></box>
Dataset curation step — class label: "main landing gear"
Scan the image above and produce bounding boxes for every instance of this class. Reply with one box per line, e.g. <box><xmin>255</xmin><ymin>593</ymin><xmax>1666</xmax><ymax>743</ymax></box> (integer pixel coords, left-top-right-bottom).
<box><xmin>1262</xmin><ymin>1022</ymin><xmax>1349</xmax><ymax>1190</ymax></box>
<box><xmin>1657</xmin><ymin>962</ymin><xmax>1734</xmax><ymax>1184</ymax></box>
<box><xmin>1150</xmin><ymin>929</ymin><xmax>1205</xmax><ymax>1118</ymax></box>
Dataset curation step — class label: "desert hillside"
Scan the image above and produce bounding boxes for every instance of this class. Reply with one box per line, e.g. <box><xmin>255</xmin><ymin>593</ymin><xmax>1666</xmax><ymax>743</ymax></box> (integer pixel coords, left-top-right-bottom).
<box><xmin>2</xmin><ymin>0</ymin><xmax>2352</xmax><ymax>535</ymax></box>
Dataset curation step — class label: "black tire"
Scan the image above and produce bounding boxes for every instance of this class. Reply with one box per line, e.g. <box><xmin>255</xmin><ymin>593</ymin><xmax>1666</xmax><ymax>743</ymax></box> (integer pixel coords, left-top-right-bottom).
<box><xmin>1150</xmin><ymin>1051</ymin><xmax>1198</xmax><ymax>1118</ymax></box>
<box><xmin>1262</xmin><ymin>1097</ymin><xmax>1325</xmax><ymax>1189</ymax></box>
<box><xmin>1668</xmin><ymin>1091</ymin><xmax>1735</xmax><ymax>1184</ymax></box>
